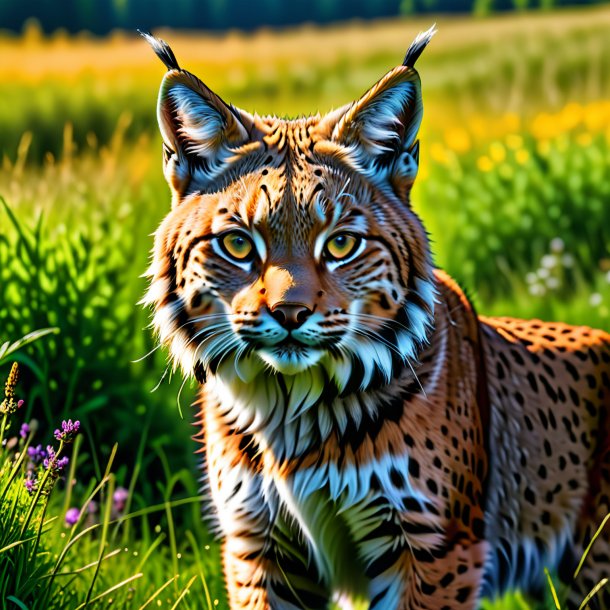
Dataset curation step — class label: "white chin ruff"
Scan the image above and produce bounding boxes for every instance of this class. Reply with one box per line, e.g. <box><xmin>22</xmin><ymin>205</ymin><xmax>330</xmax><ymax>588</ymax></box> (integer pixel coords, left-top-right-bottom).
<box><xmin>258</xmin><ymin>346</ymin><xmax>324</xmax><ymax>375</ymax></box>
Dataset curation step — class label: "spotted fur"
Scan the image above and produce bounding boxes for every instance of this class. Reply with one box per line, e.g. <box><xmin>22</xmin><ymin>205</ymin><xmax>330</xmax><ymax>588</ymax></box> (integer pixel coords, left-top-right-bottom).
<box><xmin>143</xmin><ymin>28</ymin><xmax>610</xmax><ymax>609</ymax></box>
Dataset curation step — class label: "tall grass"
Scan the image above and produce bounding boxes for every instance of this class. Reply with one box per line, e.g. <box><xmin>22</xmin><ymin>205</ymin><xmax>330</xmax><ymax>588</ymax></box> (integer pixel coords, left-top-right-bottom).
<box><xmin>2</xmin><ymin>6</ymin><xmax>610</xmax><ymax>161</ymax></box>
<box><xmin>418</xmin><ymin>101</ymin><xmax>610</xmax><ymax>311</ymax></box>
<box><xmin>1</xmin><ymin>8</ymin><xmax>609</xmax><ymax>610</ymax></box>
<box><xmin>0</xmin><ymin>123</ymin><xmax>199</xmax><ymax>503</ymax></box>
<box><xmin>0</xmin><ymin>358</ymin><xmax>224</xmax><ymax>609</ymax></box>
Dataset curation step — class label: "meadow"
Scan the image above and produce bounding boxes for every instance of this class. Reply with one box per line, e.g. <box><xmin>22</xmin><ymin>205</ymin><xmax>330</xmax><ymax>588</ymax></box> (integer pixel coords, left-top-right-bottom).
<box><xmin>0</xmin><ymin>5</ymin><xmax>609</xmax><ymax>608</ymax></box>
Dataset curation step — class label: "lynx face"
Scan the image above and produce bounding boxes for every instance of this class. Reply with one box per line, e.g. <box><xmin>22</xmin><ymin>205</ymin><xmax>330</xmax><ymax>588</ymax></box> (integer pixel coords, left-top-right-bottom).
<box><xmin>143</xmin><ymin>32</ymin><xmax>436</xmax><ymax>394</ymax></box>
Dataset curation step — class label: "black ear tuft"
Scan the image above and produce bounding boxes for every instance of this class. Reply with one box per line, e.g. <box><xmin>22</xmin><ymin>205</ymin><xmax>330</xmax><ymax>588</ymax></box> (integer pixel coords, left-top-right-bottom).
<box><xmin>139</xmin><ymin>30</ymin><xmax>180</xmax><ymax>71</ymax></box>
<box><xmin>403</xmin><ymin>25</ymin><xmax>437</xmax><ymax>68</ymax></box>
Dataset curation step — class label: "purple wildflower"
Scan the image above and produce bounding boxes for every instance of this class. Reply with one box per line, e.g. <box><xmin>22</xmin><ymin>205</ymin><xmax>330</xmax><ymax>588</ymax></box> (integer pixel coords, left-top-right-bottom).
<box><xmin>27</xmin><ymin>444</ymin><xmax>47</xmax><ymax>465</ymax></box>
<box><xmin>43</xmin><ymin>446</ymin><xmax>69</xmax><ymax>476</ymax></box>
<box><xmin>20</xmin><ymin>422</ymin><xmax>30</xmax><ymax>439</ymax></box>
<box><xmin>65</xmin><ymin>507</ymin><xmax>81</xmax><ymax>527</ymax></box>
<box><xmin>42</xmin><ymin>445</ymin><xmax>56</xmax><ymax>470</ymax></box>
<box><xmin>17</xmin><ymin>399</ymin><xmax>24</xmax><ymax>409</ymax></box>
<box><xmin>24</xmin><ymin>473</ymin><xmax>37</xmax><ymax>495</ymax></box>
<box><xmin>113</xmin><ymin>487</ymin><xmax>129</xmax><ymax>513</ymax></box>
<box><xmin>54</xmin><ymin>419</ymin><xmax>81</xmax><ymax>443</ymax></box>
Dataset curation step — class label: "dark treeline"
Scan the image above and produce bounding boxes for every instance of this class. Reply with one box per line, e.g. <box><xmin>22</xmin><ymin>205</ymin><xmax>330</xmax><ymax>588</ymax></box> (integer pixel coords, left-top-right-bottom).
<box><xmin>0</xmin><ymin>0</ymin><xmax>603</xmax><ymax>35</ymax></box>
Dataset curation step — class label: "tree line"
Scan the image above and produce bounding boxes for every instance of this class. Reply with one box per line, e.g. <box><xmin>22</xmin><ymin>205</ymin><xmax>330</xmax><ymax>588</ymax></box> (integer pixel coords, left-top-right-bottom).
<box><xmin>0</xmin><ymin>0</ymin><xmax>601</xmax><ymax>35</ymax></box>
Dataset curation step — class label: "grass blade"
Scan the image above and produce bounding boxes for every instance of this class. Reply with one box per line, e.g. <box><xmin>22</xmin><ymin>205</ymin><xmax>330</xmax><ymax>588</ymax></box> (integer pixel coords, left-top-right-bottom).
<box><xmin>37</xmin><ymin>549</ymin><xmax>122</xmax><ymax>579</ymax></box>
<box><xmin>545</xmin><ymin>567</ymin><xmax>561</xmax><ymax>609</ymax></box>
<box><xmin>574</xmin><ymin>513</ymin><xmax>610</xmax><ymax>579</ymax></box>
<box><xmin>169</xmin><ymin>575</ymin><xmax>198</xmax><ymax>610</ymax></box>
<box><xmin>138</xmin><ymin>575</ymin><xmax>178</xmax><ymax>610</ymax></box>
<box><xmin>579</xmin><ymin>578</ymin><xmax>609</xmax><ymax>610</ymax></box>
<box><xmin>0</xmin><ymin>328</ymin><xmax>59</xmax><ymax>366</ymax></box>
<box><xmin>5</xmin><ymin>596</ymin><xmax>29</xmax><ymax>610</ymax></box>
<box><xmin>74</xmin><ymin>572</ymin><xmax>143</xmax><ymax>610</ymax></box>
<box><xmin>185</xmin><ymin>530</ymin><xmax>213</xmax><ymax>610</ymax></box>
<box><xmin>83</xmin><ymin>473</ymin><xmax>115</xmax><ymax>605</ymax></box>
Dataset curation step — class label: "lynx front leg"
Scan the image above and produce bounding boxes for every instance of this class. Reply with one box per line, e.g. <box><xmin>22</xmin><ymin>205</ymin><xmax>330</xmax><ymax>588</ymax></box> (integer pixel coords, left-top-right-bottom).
<box><xmin>214</xmin><ymin>460</ymin><xmax>273</xmax><ymax>610</ymax></box>
<box><xmin>220</xmin><ymin>478</ymin><xmax>330</xmax><ymax>610</ymax></box>
<box><xmin>206</xmin><ymin>421</ymin><xmax>329</xmax><ymax>609</ymax></box>
<box><xmin>349</xmin><ymin>501</ymin><xmax>487</xmax><ymax>610</ymax></box>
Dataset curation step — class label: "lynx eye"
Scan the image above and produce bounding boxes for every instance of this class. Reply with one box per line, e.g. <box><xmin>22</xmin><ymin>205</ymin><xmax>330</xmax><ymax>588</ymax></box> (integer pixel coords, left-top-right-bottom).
<box><xmin>221</xmin><ymin>232</ymin><xmax>254</xmax><ymax>262</ymax></box>
<box><xmin>325</xmin><ymin>233</ymin><xmax>361</xmax><ymax>261</ymax></box>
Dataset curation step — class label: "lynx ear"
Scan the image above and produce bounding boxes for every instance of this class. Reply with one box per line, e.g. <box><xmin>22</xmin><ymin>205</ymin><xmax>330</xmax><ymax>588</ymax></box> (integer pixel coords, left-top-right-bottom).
<box><xmin>316</xmin><ymin>26</ymin><xmax>435</xmax><ymax>194</ymax></box>
<box><xmin>142</xmin><ymin>32</ymin><xmax>254</xmax><ymax>201</ymax></box>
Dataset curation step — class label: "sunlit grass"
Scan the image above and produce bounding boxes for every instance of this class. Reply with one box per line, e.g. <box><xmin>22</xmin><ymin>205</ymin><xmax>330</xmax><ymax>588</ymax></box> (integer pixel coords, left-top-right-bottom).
<box><xmin>417</xmin><ymin>100</ymin><xmax>610</xmax><ymax>316</ymax></box>
<box><xmin>3</xmin><ymin>5</ymin><xmax>610</xmax><ymax>161</ymax></box>
<box><xmin>0</xmin><ymin>359</ymin><xmax>223</xmax><ymax>609</ymax></box>
<box><xmin>1</xmin><ymin>107</ymin><xmax>607</xmax><ymax>610</ymax></box>
<box><xmin>1</xmin><ymin>7</ymin><xmax>609</xmax><ymax>610</ymax></box>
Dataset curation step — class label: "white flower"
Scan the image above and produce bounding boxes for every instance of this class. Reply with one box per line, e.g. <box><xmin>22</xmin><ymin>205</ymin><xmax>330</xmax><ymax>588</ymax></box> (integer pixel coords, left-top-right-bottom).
<box><xmin>546</xmin><ymin>277</ymin><xmax>560</xmax><ymax>290</ymax></box>
<box><xmin>541</xmin><ymin>255</ymin><xmax>558</xmax><ymax>269</ymax></box>
<box><xmin>561</xmin><ymin>254</ymin><xmax>574</xmax><ymax>268</ymax></box>
<box><xmin>550</xmin><ymin>238</ymin><xmax>565</xmax><ymax>253</ymax></box>
<box><xmin>529</xmin><ymin>283</ymin><xmax>546</xmax><ymax>296</ymax></box>
<box><xmin>589</xmin><ymin>293</ymin><xmax>603</xmax><ymax>307</ymax></box>
<box><xmin>537</xmin><ymin>267</ymin><xmax>550</xmax><ymax>279</ymax></box>
<box><xmin>526</xmin><ymin>272</ymin><xmax>538</xmax><ymax>284</ymax></box>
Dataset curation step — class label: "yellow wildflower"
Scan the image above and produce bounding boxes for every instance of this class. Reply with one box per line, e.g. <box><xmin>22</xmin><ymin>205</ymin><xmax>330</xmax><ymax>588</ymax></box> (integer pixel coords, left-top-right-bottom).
<box><xmin>515</xmin><ymin>149</ymin><xmax>530</xmax><ymax>165</ymax></box>
<box><xmin>584</xmin><ymin>100</ymin><xmax>610</xmax><ymax>133</ymax></box>
<box><xmin>489</xmin><ymin>142</ymin><xmax>506</xmax><ymax>163</ymax></box>
<box><xmin>4</xmin><ymin>363</ymin><xmax>18</xmax><ymax>402</ymax></box>
<box><xmin>502</xmin><ymin>113</ymin><xmax>521</xmax><ymax>132</ymax></box>
<box><xmin>558</xmin><ymin>102</ymin><xmax>583</xmax><ymax>132</ymax></box>
<box><xmin>532</xmin><ymin>113</ymin><xmax>557</xmax><ymax>141</ymax></box>
<box><xmin>506</xmin><ymin>134</ymin><xmax>523</xmax><ymax>150</ymax></box>
<box><xmin>444</xmin><ymin>128</ymin><xmax>471</xmax><ymax>153</ymax></box>
<box><xmin>430</xmin><ymin>143</ymin><xmax>449</xmax><ymax>165</ymax></box>
<box><xmin>0</xmin><ymin>363</ymin><xmax>23</xmax><ymax>415</ymax></box>
<box><xmin>537</xmin><ymin>140</ymin><xmax>551</xmax><ymax>156</ymax></box>
<box><xmin>477</xmin><ymin>156</ymin><xmax>494</xmax><ymax>172</ymax></box>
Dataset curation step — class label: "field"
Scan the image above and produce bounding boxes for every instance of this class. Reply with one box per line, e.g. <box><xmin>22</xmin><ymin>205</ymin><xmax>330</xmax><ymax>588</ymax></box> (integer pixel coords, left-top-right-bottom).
<box><xmin>1</xmin><ymin>5</ymin><xmax>609</xmax><ymax>609</ymax></box>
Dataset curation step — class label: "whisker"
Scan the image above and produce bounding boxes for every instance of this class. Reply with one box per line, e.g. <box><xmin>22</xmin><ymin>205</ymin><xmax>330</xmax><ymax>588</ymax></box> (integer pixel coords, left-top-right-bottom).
<box><xmin>175</xmin><ymin>373</ymin><xmax>190</xmax><ymax>419</ymax></box>
<box><xmin>151</xmin><ymin>361</ymin><xmax>171</xmax><ymax>393</ymax></box>
<box><xmin>349</xmin><ymin>327</ymin><xmax>427</xmax><ymax>397</ymax></box>
<box><xmin>189</xmin><ymin>312</ymin><xmax>235</xmax><ymax>323</ymax></box>
<box><xmin>185</xmin><ymin>322</ymin><xmax>233</xmax><ymax>350</ymax></box>
<box><xmin>234</xmin><ymin>341</ymin><xmax>251</xmax><ymax>365</ymax></box>
<box><xmin>406</xmin><ymin>358</ymin><xmax>428</xmax><ymax>399</ymax></box>
<box><xmin>196</xmin><ymin>328</ymin><xmax>233</xmax><ymax>364</ymax></box>
<box><xmin>144</xmin><ymin>312</ymin><xmax>233</xmax><ymax>364</ymax></box>
<box><xmin>215</xmin><ymin>337</ymin><xmax>243</xmax><ymax>370</ymax></box>
<box><xmin>198</xmin><ymin>332</ymin><xmax>241</xmax><ymax>372</ymax></box>
<box><xmin>162</xmin><ymin>312</ymin><xmax>231</xmax><ymax>338</ymax></box>
<box><xmin>166</xmin><ymin>313</ymin><xmax>231</xmax><ymax>342</ymax></box>
<box><xmin>132</xmin><ymin>342</ymin><xmax>164</xmax><ymax>364</ymax></box>
<box><xmin>343</xmin><ymin>311</ymin><xmax>414</xmax><ymax>335</ymax></box>
<box><xmin>350</xmin><ymin>328</ymin><xmax>404</xmax><ymax>360</ymax></box>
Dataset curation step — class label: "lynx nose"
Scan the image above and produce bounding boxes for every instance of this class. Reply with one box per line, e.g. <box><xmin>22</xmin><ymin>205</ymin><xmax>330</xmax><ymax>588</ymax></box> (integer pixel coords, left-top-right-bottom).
<box><xmin>269</xmin><ymin>303</ymin><xmax>313</xmax><ymax>331</ymax></box>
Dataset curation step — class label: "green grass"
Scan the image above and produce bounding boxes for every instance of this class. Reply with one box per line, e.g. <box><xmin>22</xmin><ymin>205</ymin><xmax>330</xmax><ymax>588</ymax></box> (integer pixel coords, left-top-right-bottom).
<box><xmin>1</xmin><ymin>7</ymin><xmax>609</xmax><ymax>610</ymax></box>
<box><xmin>3</xmin><ymin>6</ymin><xmax>610</xmax><ymax>162</ymax></box>
<box><xmin>418</xmin><ymin>126</ymin><xmax>610</xmax><ymax>310</ymax></box>
<box><xmin>0</xmin><ymin>359</ymin><xmax>224</xmax><ymax>609</ymax></box>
